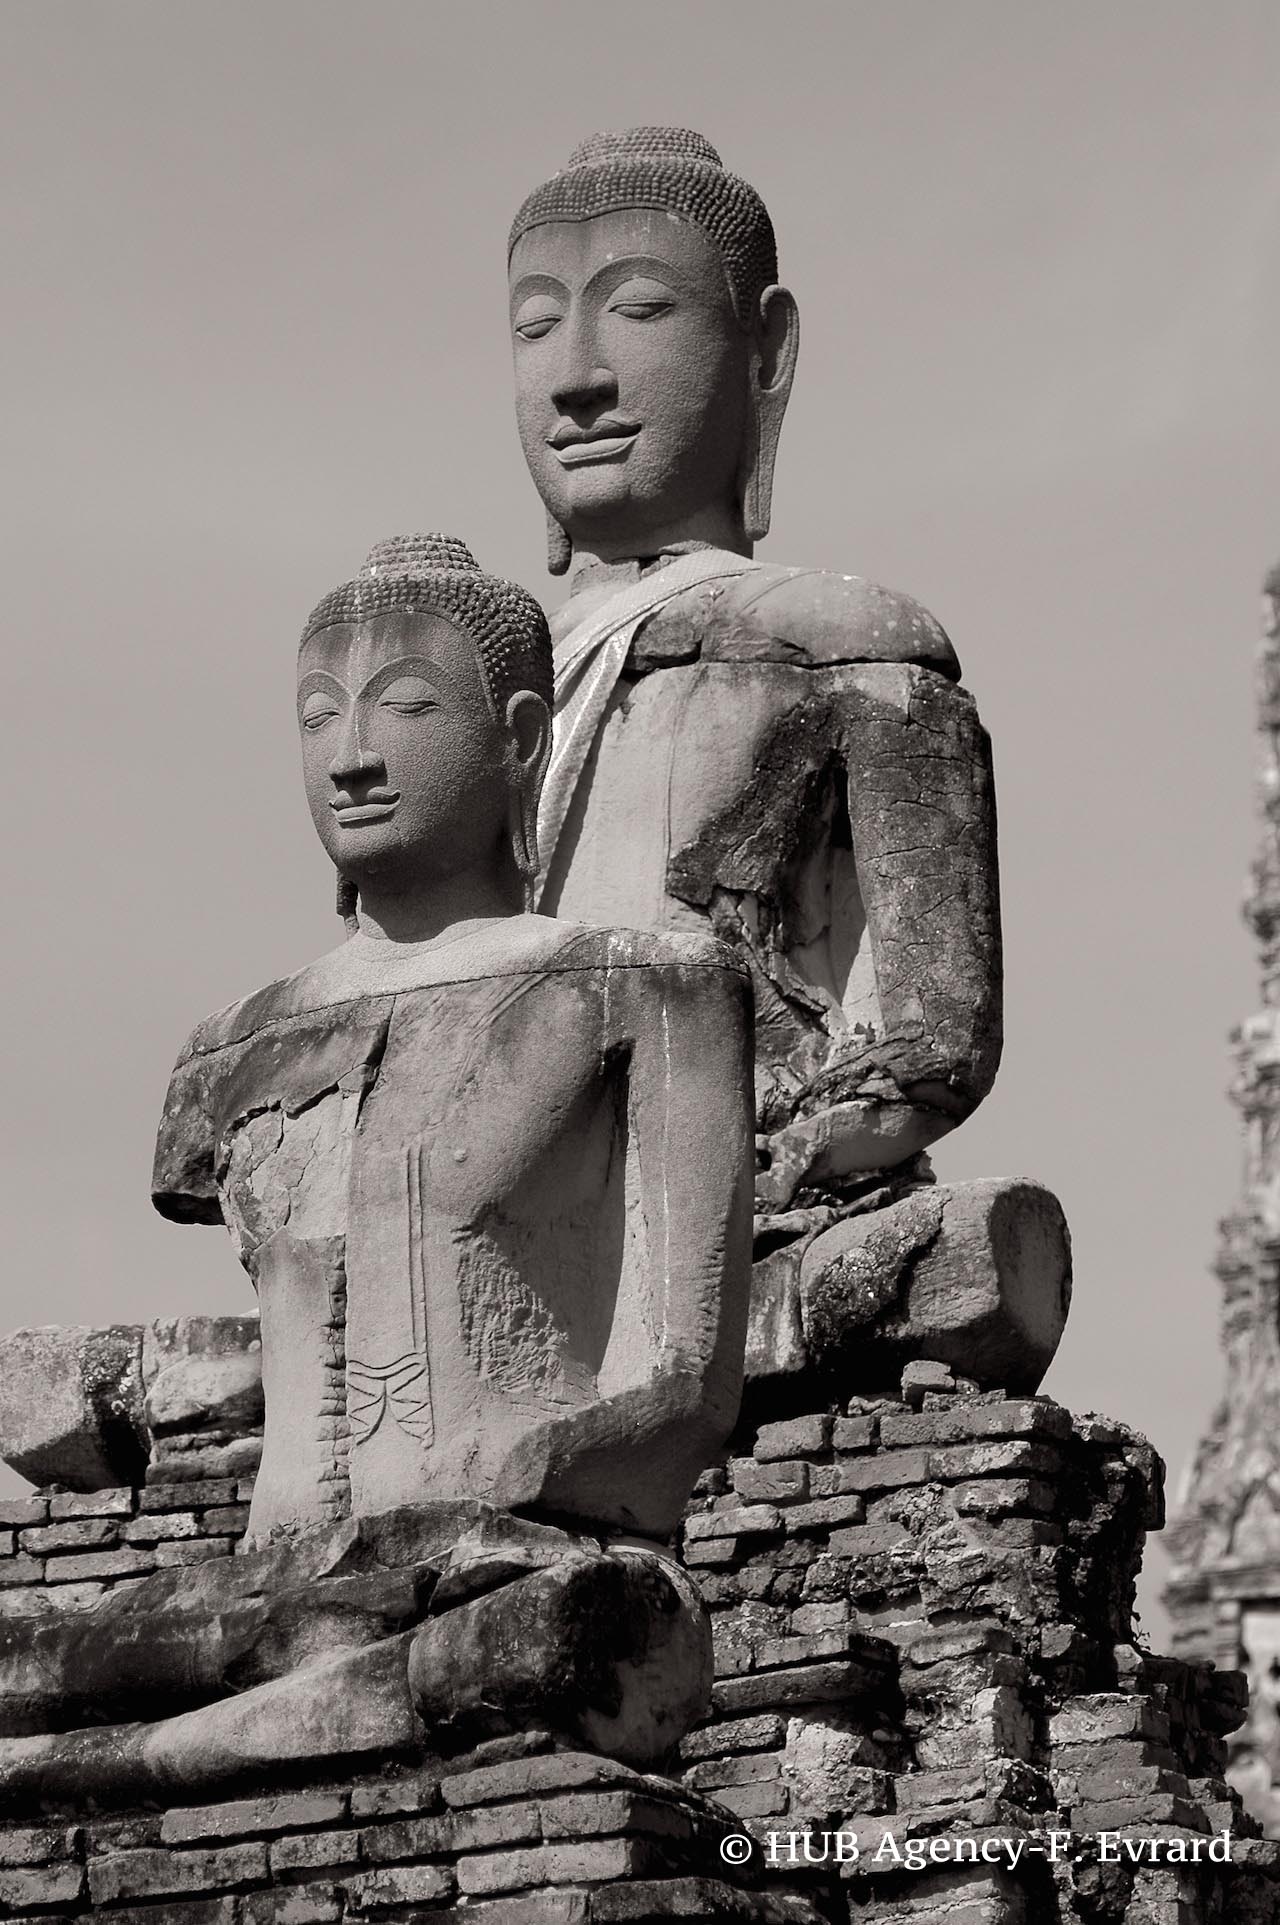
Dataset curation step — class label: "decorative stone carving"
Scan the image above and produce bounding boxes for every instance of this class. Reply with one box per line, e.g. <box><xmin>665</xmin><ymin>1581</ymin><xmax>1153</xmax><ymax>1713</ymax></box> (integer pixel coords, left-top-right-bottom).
<box><xmin>1165</xmin><ymin>560</ymin><xmax>1280</xmax><ymax>1834</ymax></box>
<box><xmin>0</xmin><ymin>535</ymin><xmax>754</xmax><ymax>1801</ymax></box>
<box><xmin>507</xmin><ymin>127</ymin><xmax>1069</xmax><ymax>1394</ymax></box>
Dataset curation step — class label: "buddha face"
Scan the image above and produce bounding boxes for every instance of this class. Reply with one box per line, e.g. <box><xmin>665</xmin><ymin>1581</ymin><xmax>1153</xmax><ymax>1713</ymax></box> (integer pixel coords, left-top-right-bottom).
<box><xmin>298</xmin><ymin>611</ymin><xmax>526</xmax><ymax>893</ymax></box>
<box><xmin>509</xmin><ymin>208</ymin><xmax>753</xmax><ymax>554</ymax></box>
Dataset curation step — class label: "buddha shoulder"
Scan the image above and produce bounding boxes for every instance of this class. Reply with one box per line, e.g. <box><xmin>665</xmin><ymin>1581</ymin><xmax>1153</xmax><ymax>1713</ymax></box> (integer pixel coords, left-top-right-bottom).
<box><xmin>633</xmin><ymin>563</ymin><xmax>960</xmax><ymax>679</ymax></box>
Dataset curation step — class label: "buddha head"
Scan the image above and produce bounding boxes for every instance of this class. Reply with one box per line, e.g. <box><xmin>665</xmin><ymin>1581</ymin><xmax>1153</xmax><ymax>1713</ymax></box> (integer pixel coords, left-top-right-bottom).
<box><xmin>509</xmin><ymin>127</ymin><xmax>799</xmax><ymax>574</ymax></box>
<box><xmin>297</xmin><ymin>535</ymin><xmax>553</xmax><ymax>931</ymax></box>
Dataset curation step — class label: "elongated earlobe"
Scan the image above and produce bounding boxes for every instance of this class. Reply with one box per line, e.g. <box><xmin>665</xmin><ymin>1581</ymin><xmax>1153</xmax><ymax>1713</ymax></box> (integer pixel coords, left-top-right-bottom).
<box><xmin>546</xmin><ymin>509</ymin><xmax>571</xmax><ymax>577</ymax></box>
<box><xmin>741</xmin><ymin>285</ymin><xmax>799</xmax><ymax>544</ymax></box>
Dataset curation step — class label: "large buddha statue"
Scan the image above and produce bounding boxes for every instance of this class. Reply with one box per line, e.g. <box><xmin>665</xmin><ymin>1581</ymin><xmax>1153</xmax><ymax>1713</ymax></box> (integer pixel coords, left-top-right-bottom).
<box><xmin>506</xmin><ymin>128</ymin><xmax>1069</xmax><ymax>1398</ymax></box>
<box><xmin>0</xmin><ymin>536</ymin><xmax>754</xmax><ymax>1805</ymax></box>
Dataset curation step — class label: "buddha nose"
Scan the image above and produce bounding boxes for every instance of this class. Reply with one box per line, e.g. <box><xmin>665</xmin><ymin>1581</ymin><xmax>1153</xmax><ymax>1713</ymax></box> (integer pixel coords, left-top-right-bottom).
<box><xmin>329</xmin><ymin>744</ymin><xmax>384</xmax><ymax>785</ymax></box>
<box><xmin>550</xmin><ymin>314</ymin><xmax>617</xmax><ymax>414</ymax></box>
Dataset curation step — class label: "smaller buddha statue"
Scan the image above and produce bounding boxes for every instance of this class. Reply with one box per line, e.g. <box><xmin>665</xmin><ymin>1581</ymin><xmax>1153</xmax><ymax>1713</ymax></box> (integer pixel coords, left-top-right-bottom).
<box><xmin>0</xmin><ymin>536</ymin><xmax>754</xmax><ymax>1808</ymax></box>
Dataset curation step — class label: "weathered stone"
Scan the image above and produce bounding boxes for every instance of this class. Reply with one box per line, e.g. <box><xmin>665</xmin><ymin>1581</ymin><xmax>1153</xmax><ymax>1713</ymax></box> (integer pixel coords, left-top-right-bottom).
<box><xmin>0</xmin><ymin>1325</ymin><xmax>147</xmax><ymax>1491</ymax></box>
<box><xmin>89</xmin><ymin>1841</ymin><xmax>268</xmax><ymax>1904</ymax></box>
<box><xmin>161</xmin><ymin>1791</ymin><xmax>348</xmax><ymax>1844</ymax></box>
<box><xmin>48</xmin><ymin>1488</ymin><xmax>133</xmax><ymax>1521</ymax></box>
<box><xmin>798</xmin><ymin>1179</ymin><xmax>1071</xmax><ymax>1394</ymax></box>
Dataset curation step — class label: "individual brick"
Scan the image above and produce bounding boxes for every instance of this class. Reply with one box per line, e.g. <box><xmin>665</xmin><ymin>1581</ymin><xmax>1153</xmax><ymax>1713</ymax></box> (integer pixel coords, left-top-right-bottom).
<box><xmin>441</xmin><ymin>1752</ymin><xmax>633</xmax><ymax>1809</ymax></box>
<box><xmin>271</xmin><ymin>1886</ymin><xmax>342</xmax><ymax>1924</ymax></box>
<box><xmin>1050</xmin><ymin>1696</ymin><xmax>1171</xmax><ymax>1748</ymax></box>
<box><xmin>684</xmin><ymin>1505</ymin><xmax>781</xmax><ymax>1542</ymax></box>
<box><xmin>155</xmin><ymin>1538</ymin><xmax>234</xmax><ymax>1567</ymax></box>
<box><xmin>781</xmin><ymin>1494</ymin><xmax>866</xmax><ymax>1532</ymax></box>
<box><xmin>21</xmin><ymin>1517</ymin><xmax>119</xmax><ymax>1554</ymax></box>
<box><xmin>457</xmin><ymin>1837</ymin><xmax>660</xmax><ymax>1897</ymax></box>
<box><xmin>539</xmin><ymin>1791</ymin><xmax>694</xmax><ymax>1842</ymax></box>
<box><xmin>161</xmin><ymin>1792</ymin><xmax>348</xmax><ymax>1845</ymax></box>
<box><xmin>49</xmin><ymin>1547</ymin><xmax>156</xmax><ymax>1582</ymax></box>
<box><xmin>202</xmin><ymin>1505</ymin><xmax>252</xmax><ymax>1533</ymax></box>
<box><xmin>732</xmin><ymin>1459</ymin><xmax>810</xmax><ymax>1505</ymax></box>
<box><xmin>357</xmin><ymin>1812</ymin><xmax>454</xmax><ymax>1861</ymax></box>
<box><xmin>0</xmin><ymin>1860</ymin><xmax>85</xmax><ymax>1909</ymax></box>
<box><xmin>679</xmin><ymin>1714</ymin><xmax>784</xmax><ymax>1761</ymax></box>
<box><xmin>342</xmin><ymin>1861</ymin><xmax>455</xmax><ymax>1908</ymax></box>
<box><xmin>832</xmin><ymin>1415</ymin><xmax>878</xmax><ymax>1452</ymax></box>
<box><xmin>879</xmin><ymin>1400</ymin><xmax>1073</xmax><ymax>1451</ymax></box>
<box><xmin>48</xmin><ymin>1488</ymin><xmax>133</xmax><ymax>1521</ymax></box>
<box><xmin>270</xmin><ymin>1833</ymin><xmax>359</xmax><ymax>1876</ymax></box>
<box><xmin>449</xmin><ymin>1801</ymin><xmax>542</xmax><ymax>1854</ymax></box>
<box><xmin>0</xmin><ymin>1498</ymin><xmax>48</xmax><ymax>1529</ymax></box>
<box><xmin>0</xmin><ymin>1554</ymin><xmax>43</xmax><ymax>1586</ymax></box>
<box><xmin>0</xmin><ymin>1824</ymin><xmax>81</xmax><ymax>1866</ymax></box>
<box><xmin>754</xmin><ymin>1416</ymin><xmax>833</xmax><ymax>1462</ymax></box>
<box><xmin>830</xmin><ymin>1448</ymin><xmax>933</xmax><ymax>1492</ymax></box>
<box><xmin>349</xmin><ymin>1775</ymin><xmax>442</xmax><ymax>1821</ymax></box>
<box><xmin>138</xmin><ymin>1480</ymin><xmax>237</xmax><ymax>1513</ymax></box>
<box><xmin>88</xmin><ymin>1842</ymin><xmax>269</xmax><ymax>1904</ymax></box>
<box><xmin>123</xmin><ymin>1511</ymin><xmax>204</xmax><ymax>1544</ymax></box>
<box><xmin>713</xmin><ymin>1656</ymin><xmax>890</xmax><ymax>1714</ymax></box>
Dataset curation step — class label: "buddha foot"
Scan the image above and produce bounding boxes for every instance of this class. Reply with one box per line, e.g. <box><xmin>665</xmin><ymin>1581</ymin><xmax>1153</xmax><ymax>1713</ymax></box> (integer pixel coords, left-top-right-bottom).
<box><xmin>746</xmin><ymin>1177</ymin><xmax>1071</xmax><ymax>1411</ymax></box>
<box><xmin>0</xmin><ymin>1502</ymin><xmax>710</xmax><ymax>1812</ymax></box>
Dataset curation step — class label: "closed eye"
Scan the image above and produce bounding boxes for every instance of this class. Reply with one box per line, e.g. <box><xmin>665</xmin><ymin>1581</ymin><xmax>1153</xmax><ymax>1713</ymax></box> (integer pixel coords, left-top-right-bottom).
<box><xmin>609</xmin><ymin>300</ymin><xmax>673</xmax><ymax>320</ymax></box>
<box><xmin>300</xmin><ymin>707</ymin><xmax>340</xmax><ymax>731</ymax></box>
<box><xmin>380</xmin><ymin>698</ymin><xmax>438</xmax><ymax>716</ymax></box>
<box><xmin>514</xmin><ymin>314</ymin><xmax>561</xmax><ymax>341</ymax></box>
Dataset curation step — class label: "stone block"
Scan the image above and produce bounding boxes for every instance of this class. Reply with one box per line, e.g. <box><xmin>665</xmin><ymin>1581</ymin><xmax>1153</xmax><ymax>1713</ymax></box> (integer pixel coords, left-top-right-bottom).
<box><xmin>47</xmin><ymin>1545</ymin><xmax>155</xmax><ymax>1582</ymax></box>
<box><xmin>686</xmin><ymin>1505</ymin><xmax>781</xmax><ymax>1542</ymax></box>
<box><xmin>449</xmin><ymin>1802</ymin><xmax>543</xmax><ymax>1853</ymax></box>
<box><xmin>442</xmin><ymin>1750</ymin><xmax>631</xmax><ymax>1809</ymax></box>
<box><xmin>754</xmin><ymin>1417</ymin><xmax>832</xmax><ymax>1462</ymax></box>
<box><xmin>793</xmin><ymin>1179</ymin><xmax>1071</xmax><ymax>1394</ymax></box>
<box><xmin>271</xmin><ymin>1888</ymin><xmax>343</xmax><ymax>1924</ymax></box>
<box><xmin>161</xmin><ymin>1792</ymin><xmax>348</xmax><ymax>1844</ymax></box>
<box><xmin>21</xmin><ymin>1517</ymin><xmax>118</xmax><ymax>1554</ymax></box>
<box><xmin>0</xmin><ymin>1860</ymin><xmax>85</xmax><ymax>1909</ymax></box>
<box><xmin>732</xmin><ymin>1460</ymin><xmax>810</xmax><ymax>1505</ymax></box>
<box><xmin>343</xmin><ymin>1861</ymin><xmax>455</xmax><ymax>1909</ymax></box>
<box><xmin>0</xmin><ymin>1555</ymin><xmax>42</xmax><ymax>1587</ymax></box>
<box><xmin>0</xmin><ymin>1324</ymin><xmax>147</xmax><ymax>1491</ymax></box>
<box><xmin>154</xmin><ymin>1538</ymin><xmax>234</xmax><ymax>1566</ymax></box>
<box><xmin>349</xmin><ymin>1775</ymin><xmax>442</xmax><ymax>1820</ymax></box>
<box><xmin>356</xmin><ymin>1812</ymin><xmax>454</xmax><ymax>1860</ymax></box>
<box><xmin>48</xmin><ymin>1487</ymin><xmax>134</xmax><ymax>1520</ymax></box>
<box><xmin>0</xmin><ymin>1823</ymin><xmax>79</xmax><ymax>1866</ymax></box>
<box><xmin>680</xmin><ymin>1714</ymin><xmax>784</xmax><ymax>1761</ymax></box>
<box><xmin>270</xmin><ymin>1832</ymin><xmax>358</xmax><ymax>1874</ymax></box>
<box><xmin>89</xmin><ymin>1841</ymin><xmax>269</xmax><ymax>1904</ymax></box>
<box><xmin>139</xmin><ymin>1479</ymin><xmax>237</xmax><ymax>1512</ymax></box>
<box><xmin>0</xmin><ymin>1499</ymin><xmax>47</xmax><ymax>1529</ymax></box>
<box><xmin>457</xmin><ymin>1836</ymin><xmax>659</xmax><ymax>1896</ymax></box>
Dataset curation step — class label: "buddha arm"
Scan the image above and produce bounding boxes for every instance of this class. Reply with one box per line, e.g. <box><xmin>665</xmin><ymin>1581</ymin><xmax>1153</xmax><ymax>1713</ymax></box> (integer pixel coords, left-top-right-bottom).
<box><xmin>492</xmin><ymin>950</ymin><xmax>755</xmax><ymax>1540</ymax></box>
<box><xmin>755</xmin><ymin>658</ymin><xmax>1003</xmax><ymax>1207</ymax></box>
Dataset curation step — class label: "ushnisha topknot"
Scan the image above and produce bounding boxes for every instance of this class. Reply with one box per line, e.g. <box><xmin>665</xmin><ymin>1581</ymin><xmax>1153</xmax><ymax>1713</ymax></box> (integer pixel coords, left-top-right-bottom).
<box><xmin>509</xmin><ymin>125</ymin><xmax>778</xmax><ymax>326</ymax></box>
<box><xmin>301</xmin><ymin>534</ymin><xmax>554</xmax><ymax>714</ymax></box>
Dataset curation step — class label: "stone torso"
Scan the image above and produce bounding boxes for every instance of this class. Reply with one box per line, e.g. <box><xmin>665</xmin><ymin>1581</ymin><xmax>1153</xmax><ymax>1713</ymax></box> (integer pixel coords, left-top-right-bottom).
<box><xmin>540</xmin><ymin>560</ymin><xmax>1001</xmax><ymax>1199</ymax></box>
<box><xmin>153</xmin><ymin>918</ymin><xmax>751</xmax><ymax>1542</ymax></box>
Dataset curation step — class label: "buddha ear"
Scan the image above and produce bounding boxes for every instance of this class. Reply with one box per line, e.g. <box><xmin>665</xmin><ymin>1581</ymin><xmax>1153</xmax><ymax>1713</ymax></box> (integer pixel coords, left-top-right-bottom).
<box><xmin>505</xmin><ymin>691</ymin><xmax>553</xmax><ymax>908</ymax></box>
<box><xmin>741</xmin><ymin>285</ymin><xmax>799</xmax><ymax>544</ymax></box>
<box><xmin>546</xmin><ymin>508</ymin><xmax>571</xmax><ymax>577</ymax></box>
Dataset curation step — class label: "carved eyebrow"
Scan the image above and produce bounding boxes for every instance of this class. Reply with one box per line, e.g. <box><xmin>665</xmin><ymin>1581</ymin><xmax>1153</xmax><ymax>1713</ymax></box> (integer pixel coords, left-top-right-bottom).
<box><xmin>584</xmin><ymin>255</ymin><xmax>687</xmax><ymax>298</ymax></box>
<box><xmin>509</xmin><ymin>272</ymin><xmax>569</xmax><ymax>312</ymax></box>
<box><xmin>297</xmin><ymin>670</ymin><xmax>349</xmax><ymax>704</ymax></box>
<box><xmin>353</xmin><ymin>655</ymin><xmax>458</xmax><ymax>702</ymax></box>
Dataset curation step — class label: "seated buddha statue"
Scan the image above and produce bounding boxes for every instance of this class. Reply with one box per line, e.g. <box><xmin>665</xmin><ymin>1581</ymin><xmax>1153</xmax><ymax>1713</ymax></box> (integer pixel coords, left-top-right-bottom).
<box><xmin>504</xmin><ymin>128</ymin><xmax>1069</xmax><ymax>1399</ymax></box>
<box><xmin>0</xmin><ymin>535</ymin><xmax>754</xmax><ymax>1808</ymax></box>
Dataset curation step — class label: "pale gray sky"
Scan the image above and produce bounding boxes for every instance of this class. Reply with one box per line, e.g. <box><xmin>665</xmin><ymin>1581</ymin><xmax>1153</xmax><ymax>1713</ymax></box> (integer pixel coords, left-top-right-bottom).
<box><xmin>2</xmin><ymin>1</ymin><xmax>1277</xmax><ymax>1641</ymax></box>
